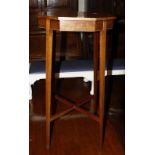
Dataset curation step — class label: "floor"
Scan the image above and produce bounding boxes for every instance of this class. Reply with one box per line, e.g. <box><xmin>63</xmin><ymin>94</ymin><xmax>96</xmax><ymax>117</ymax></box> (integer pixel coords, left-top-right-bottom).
<box><xmin>29</xmin><ymin>76</ymin><xmax>125</xmax><ymax>155</ymax></box>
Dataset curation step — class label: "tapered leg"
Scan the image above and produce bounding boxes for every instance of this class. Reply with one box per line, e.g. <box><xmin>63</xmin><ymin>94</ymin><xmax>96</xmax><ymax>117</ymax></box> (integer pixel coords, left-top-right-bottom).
<box><xmin>99</xmin><ymin>26</ymin><xmax>107</xmax><ymax>149</ymax></box>
<box><xmin>45</xmin><ymin>19</ymin><xmax>53</xmax><ymax>149</ymax></box>
<box><xmin>92</xmin><ymin>32</ymin><xmax>99</xmax><ymax>113</ymax></box>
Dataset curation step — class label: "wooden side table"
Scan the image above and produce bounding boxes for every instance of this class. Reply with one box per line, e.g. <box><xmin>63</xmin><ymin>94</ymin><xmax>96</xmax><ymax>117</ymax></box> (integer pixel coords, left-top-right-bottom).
<box><xmin>38</xmin><ymin>11</ymin><xmax>116</xmax><ymax>149</ymax></box>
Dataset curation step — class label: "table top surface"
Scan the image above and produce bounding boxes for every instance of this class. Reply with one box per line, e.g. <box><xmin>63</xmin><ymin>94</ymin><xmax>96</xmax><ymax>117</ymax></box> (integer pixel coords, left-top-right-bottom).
<box><xmin>38</xmin><ymin>10</ymin><xmax>116</xmax><ymax>21</ymax></box>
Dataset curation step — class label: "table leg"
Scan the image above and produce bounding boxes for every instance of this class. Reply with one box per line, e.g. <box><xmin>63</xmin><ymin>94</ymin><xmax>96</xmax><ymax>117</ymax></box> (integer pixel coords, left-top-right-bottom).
<box><xmin>99</xmin><ymin>27</ymin><xmax>107</xmax><ymax>149</ymax></box>
<box><xmin>92</xmin><ymin>32</ymin><xmax>99</xmax><ymax>114</ymax></box>
<box><xmin>45</xmin><ymin>19</ymin><xmax>53</xmax><ymax>149</ymax></box>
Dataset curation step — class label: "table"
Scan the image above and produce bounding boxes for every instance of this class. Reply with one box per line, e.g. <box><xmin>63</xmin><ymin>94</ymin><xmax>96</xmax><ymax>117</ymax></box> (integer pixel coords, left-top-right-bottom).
<box><xmin>38</xmin><ymin>10</ymin><xmax>116</xmax><ymax>149</ymax></box>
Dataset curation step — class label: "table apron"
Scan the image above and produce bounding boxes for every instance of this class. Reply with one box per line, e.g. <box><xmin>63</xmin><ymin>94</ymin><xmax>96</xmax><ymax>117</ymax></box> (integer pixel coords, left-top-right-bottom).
<box><xmin>38</xmin><ymin>19</ymin><xmax>114</xmax><ymax>32</ymax></box>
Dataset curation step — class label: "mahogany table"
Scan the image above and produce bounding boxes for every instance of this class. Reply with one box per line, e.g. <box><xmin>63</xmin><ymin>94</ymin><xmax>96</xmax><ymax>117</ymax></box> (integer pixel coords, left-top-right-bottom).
<box><xmin>38</xmin><ymin>10</ymin><xmax>116</xmax><ymax>149</ymax></box>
